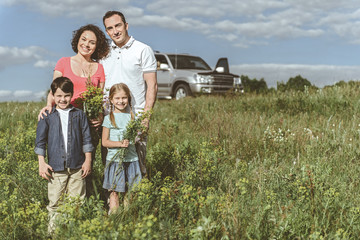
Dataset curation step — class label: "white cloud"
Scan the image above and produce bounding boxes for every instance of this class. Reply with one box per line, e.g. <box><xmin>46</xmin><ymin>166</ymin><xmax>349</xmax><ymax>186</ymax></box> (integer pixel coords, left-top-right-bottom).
<box><xmin>33</xmin><ymin>91</ymin><xmax>47</xmax><ymax>100</ymax></box>
<box><xmin>0</xmin><ymin>46</ymin><xmax>53</xmax><ymax>70</ymax></box>
<box><xmin>34</xmin><ymin>60</ymin><xmax>56</xmax><ymax>68</ymax></box>
<box><xmin>231</xmin><ymin>64</ymin><xmax>360</xmax><ymax>88</ymax></box>
<box><xmin>0</xmin><ymin>90</ymin><xmax>12</xmax><ymax>98</ymax></box>
<box><xmin>0</xmin><ymin>46</ymin><xmax>41</xmax><ymax>69</ymax></box>
<box><xmin>1</xmin><ymin>0</ymin><xmax>132</xmax><ymax>18</ymax></box>
<box><xmin>13</xmin><ymin>90</ymin><xmax>34</xmax><ymax>98</ymax></box>
<box><xmin>146</xmin><ymin>0</ymin><xmax>227</xmax><ymax>18</ymax></box>
<box><xmin>214</xmin><ymin>33</ymin><xmax>238</xmax><ymax>42</ymax></box>
<box><xmin>3</xmin><ymin>0</ymin><xmax>360</xmax><ymax>47</ymax></box>
<box><xmin>147</xmin><ymin>0</ymin><xmax>288</xmax><ymax>18</ymax></box>
<box><xmin>0</xmin><ymin>90</ymin><xmax>46</xmax><ymax>102</ymax></box>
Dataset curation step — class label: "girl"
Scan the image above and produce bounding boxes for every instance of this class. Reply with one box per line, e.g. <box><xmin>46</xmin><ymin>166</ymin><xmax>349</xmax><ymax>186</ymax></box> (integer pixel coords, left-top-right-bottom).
<box><xmin>102</xmin><ymin>83</ymin><xmax>142</xmax><ymax>213</ymax></box>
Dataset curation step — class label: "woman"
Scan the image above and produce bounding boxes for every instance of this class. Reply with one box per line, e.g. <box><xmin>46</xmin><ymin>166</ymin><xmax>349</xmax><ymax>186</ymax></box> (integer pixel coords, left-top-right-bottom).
<box><xmin>39</xmin><ymin>24</ymin><xmax>109</xmax><ymax>122</ymax></box>
<box><xmin>38</xmin><ymin>24</ymin><xmax>110</xmax><ymax>196</ymax></box>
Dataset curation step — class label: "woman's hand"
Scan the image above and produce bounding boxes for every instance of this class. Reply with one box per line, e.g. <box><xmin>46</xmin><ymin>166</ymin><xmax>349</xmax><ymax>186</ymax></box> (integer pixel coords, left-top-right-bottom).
<box><xmin>38</xmin><ymin>105</ymin><xmax>52</xmax><ymax>121</ymax></box>
<box><xmin>38</xmin><ymin>91</ymin><xmax>55</xmax><ymax>121</ymax></box>
<box><xmin>90</xmin><ymin>119</ymin><xmax>102</xmax><ymax>128</ymax></box>
<box><xmin>90</xmin><ymin>113</ymin><xmax>104</xmax><ymax>128</ymax></box>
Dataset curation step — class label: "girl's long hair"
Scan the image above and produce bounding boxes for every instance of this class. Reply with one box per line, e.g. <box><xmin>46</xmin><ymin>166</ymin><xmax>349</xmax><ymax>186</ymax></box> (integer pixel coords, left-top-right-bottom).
<box><xmin>109</xmin><ymin>83</ymin><xmax>135</xmax><ymax>128</ymax></box>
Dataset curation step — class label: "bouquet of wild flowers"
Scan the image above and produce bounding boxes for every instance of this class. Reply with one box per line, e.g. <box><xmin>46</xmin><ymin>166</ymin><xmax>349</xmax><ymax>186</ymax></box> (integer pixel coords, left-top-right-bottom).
<box><xmin>75</xmin><ymin>78</ymin><xmax>104</xmax><ymax>120</ymax></box>
<box><xmin>107</xmin><ymin>110</ymin><xmax>152</xmax><ymax>188</ymax></box>
<box><xmin>74</xmin><ymin>71</ymin><xmax>105</xmax><ymax>139</ymax></box>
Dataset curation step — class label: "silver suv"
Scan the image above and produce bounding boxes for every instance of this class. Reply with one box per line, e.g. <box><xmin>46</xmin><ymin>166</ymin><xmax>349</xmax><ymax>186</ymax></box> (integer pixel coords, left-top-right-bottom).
<box><xmin>155</xmin><ymin>52</ymin><xmax>243</xmax><ymax>99</ymax></box>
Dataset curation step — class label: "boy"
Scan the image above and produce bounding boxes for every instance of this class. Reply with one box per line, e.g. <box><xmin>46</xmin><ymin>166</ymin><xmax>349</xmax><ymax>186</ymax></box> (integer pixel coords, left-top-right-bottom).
<box><xmin>34</xmin><ymin>76</ymin><xmax>93</xmax><ymax>234</ymax></box>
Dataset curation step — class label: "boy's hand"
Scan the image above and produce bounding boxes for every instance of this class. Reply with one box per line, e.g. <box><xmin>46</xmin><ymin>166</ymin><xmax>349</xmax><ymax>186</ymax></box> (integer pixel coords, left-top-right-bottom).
<box><xmin>39</xmin><ymin>158</ymin><xmax>53</xmax><ymax>180</ymax></box>
<box><xmin>81</xmin><ymin>157</ymin><xmax>92</xmax><ymax>178</ymax></box>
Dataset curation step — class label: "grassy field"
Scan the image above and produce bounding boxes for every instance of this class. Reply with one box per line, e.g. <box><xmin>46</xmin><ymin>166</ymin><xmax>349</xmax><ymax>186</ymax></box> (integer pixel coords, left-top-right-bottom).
<box><xmin>2</xmin><ymin>84</ymin><xmax>360</xmax><ymax>239</ymax></box>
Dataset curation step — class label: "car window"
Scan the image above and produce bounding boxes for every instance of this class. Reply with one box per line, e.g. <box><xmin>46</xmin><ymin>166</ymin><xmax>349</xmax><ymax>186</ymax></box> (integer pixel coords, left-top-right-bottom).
<box><xmin>167</xmin><ymin>55</ymin><xmax>212</xmax><ymax>70</ymax></box>
<box><xmin>155</xmin><ymin>55</ymin><xmax>169</xmax><ymax>69</ymax></box>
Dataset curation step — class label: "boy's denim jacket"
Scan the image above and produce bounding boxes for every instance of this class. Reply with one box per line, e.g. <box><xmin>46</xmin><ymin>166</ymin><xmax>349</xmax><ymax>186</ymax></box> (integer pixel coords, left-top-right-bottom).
<box><xmin>34</xmin><ymin>105</ymin><xmax>93</xmax><ymax>172</ymax></box>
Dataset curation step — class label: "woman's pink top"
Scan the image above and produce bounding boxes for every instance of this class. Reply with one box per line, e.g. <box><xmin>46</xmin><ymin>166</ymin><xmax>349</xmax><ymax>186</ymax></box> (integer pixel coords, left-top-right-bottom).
<box><xmin>54</xmin><ymin>57</ymin><xmax>105</xmax><ymax>107</ymax></box>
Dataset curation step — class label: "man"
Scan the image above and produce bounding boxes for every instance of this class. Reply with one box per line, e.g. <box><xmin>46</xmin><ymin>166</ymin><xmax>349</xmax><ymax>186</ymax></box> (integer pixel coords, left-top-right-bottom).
<box><xmin>101</xmin><ymin>11</ymin><xmax>158</xmax><ymax>176</ymax></box>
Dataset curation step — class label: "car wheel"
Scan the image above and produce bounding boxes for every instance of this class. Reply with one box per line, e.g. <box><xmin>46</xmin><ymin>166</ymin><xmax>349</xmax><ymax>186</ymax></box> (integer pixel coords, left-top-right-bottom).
<box><xmin>174</xmin><ymin>84</ymin><xmax>192</xmax><ymax>100</ymax></box>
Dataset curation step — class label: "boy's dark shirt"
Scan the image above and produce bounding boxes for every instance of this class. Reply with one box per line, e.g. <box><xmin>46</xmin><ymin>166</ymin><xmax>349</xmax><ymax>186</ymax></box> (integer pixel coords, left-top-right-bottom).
<box><xmin>34</xmin><ymin>105</ymin><xmax>93</xmax><ymax>171</ymax></box>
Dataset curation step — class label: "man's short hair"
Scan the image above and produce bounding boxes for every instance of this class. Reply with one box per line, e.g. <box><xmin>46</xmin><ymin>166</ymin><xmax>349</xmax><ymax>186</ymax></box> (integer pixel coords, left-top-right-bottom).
<box><xmin>51</xmin><ymin>77</ymin><xmax>74</xmax><ymax>95</ymax></box>
<box><xmin>103</xmin><ymin>11</ymin><xmax>126</xmax><ymax>26</ymax></box>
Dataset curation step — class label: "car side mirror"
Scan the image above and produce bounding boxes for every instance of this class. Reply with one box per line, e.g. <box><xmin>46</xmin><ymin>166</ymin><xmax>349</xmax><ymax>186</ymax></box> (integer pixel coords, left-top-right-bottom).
<box><xmin>160</xmin><ymin>63</ymin><xmax>170</xmax><ymax>70</ymax></box>
<box><xmin>215</xmin><ymin>67</ymin><xmax>224</xmax><ymax>73</ymax></box>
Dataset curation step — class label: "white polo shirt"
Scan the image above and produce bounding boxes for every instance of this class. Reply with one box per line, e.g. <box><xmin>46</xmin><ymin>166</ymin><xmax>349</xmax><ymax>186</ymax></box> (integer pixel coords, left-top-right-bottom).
<box><xmin>101</xmin><ymin>36</ymin><xmax>157</xmax><ymax>115</ymax></box>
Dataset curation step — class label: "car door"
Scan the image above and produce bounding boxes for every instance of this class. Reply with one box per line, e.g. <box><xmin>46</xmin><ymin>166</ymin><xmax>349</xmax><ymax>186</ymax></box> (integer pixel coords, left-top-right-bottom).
<box><xmin>155</xmin><ymin>54</ymin><xmax>172</xmax><ymax>97</ymax></box>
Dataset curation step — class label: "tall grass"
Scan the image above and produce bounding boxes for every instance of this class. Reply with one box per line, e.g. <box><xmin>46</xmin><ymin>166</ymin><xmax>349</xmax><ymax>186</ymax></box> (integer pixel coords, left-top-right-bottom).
<box><xmin>2</xmin><ymin>83</ymin><xmax>360</xmax><ymax>239</ymax></box>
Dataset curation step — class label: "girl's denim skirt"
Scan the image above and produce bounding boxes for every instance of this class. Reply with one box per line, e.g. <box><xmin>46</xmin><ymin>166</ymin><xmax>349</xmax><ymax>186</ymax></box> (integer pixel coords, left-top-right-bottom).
<box><xmin>103</xmin><ymin>160</ymin><xmax>142</xmax><ymax>192</ymax></box>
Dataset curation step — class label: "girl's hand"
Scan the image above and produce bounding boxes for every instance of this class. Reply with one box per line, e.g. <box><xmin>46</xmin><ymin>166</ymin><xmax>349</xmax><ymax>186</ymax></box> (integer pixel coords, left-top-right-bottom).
<box><xmin>119</xmin><ymin>139</ymin><xmax>129</xmax><ymax>148</ymax></box>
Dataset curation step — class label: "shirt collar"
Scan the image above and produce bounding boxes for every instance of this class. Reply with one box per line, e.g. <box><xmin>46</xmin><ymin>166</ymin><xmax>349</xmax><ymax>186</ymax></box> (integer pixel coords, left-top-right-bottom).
<box><xmin>111</xmin><ymin>36</ymin><xmax>135</xmax><ymax>50</ymax></box>
<box><xmin>53</xmin><ymin>104</ymin><xmax>75</xmax><ymax>112</ymax></box>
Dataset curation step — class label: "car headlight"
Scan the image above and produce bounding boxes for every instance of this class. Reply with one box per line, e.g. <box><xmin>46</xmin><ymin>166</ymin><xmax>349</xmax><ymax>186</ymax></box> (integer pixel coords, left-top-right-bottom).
<box><xmin>234</xmin><ymin>77</ymin><xmax>241</xmax><ymax>85</ymax></box>
<box><xmin>194</xmin><ymin>74</ymin><xmax>213</xmax><ymax>84</ymax></box>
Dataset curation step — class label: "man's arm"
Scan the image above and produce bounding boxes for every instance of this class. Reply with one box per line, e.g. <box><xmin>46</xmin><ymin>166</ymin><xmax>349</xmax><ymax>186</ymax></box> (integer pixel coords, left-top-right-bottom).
<box><xmin>143</xmin><ymin>72</ymin><xmax>157</xmax><ymax>112</ymax></box>
<box><xmin>143</xmin><ymin>72</ymin><xmax>157</xmax><ymax>129</ymax></box>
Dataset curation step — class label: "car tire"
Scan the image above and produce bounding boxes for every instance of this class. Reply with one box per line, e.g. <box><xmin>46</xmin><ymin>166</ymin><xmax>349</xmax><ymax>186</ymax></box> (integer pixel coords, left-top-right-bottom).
<box><xmin>174</xmin><ymin>84</ymin><xmax>192</xmax><ymax>100</ymax></box>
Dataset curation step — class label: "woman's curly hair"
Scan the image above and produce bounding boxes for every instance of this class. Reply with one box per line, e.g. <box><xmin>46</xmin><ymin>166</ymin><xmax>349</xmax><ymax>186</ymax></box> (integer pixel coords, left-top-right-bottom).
<box><xmin>71</xmin><ymin>24</ymin><xmax>110</xmax><ymax>62</ymax></box>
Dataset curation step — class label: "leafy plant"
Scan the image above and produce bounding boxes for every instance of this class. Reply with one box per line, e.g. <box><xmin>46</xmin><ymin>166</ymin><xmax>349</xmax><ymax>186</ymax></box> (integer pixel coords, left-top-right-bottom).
<box><xmin>74</xmin><ymin>79</ymin><xmax>104</xmax><ymax>120</ymax></box>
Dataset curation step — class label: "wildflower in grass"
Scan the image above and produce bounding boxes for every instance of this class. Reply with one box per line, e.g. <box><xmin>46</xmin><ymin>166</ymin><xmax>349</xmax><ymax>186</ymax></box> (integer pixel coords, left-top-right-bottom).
<box><xmin>263</xmin><ymin>126</ymin><xmax>295</xmax><ymax>143</ymax></box>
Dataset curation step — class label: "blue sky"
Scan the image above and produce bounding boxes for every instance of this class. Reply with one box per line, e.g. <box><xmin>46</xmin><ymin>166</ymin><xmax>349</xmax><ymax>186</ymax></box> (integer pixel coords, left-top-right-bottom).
<box><xmin>2</xmin><ymin>0</ymin><xmax>360</xmax><ymax>101</ymax></box>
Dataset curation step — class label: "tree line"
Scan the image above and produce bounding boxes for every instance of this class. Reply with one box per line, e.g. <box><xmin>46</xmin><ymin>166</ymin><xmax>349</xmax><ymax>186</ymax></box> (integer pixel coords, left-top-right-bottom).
<box><xmin>240</xmin><ymin>74</ymin><xmax>359</xmax><ymax>93</ymax></box>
